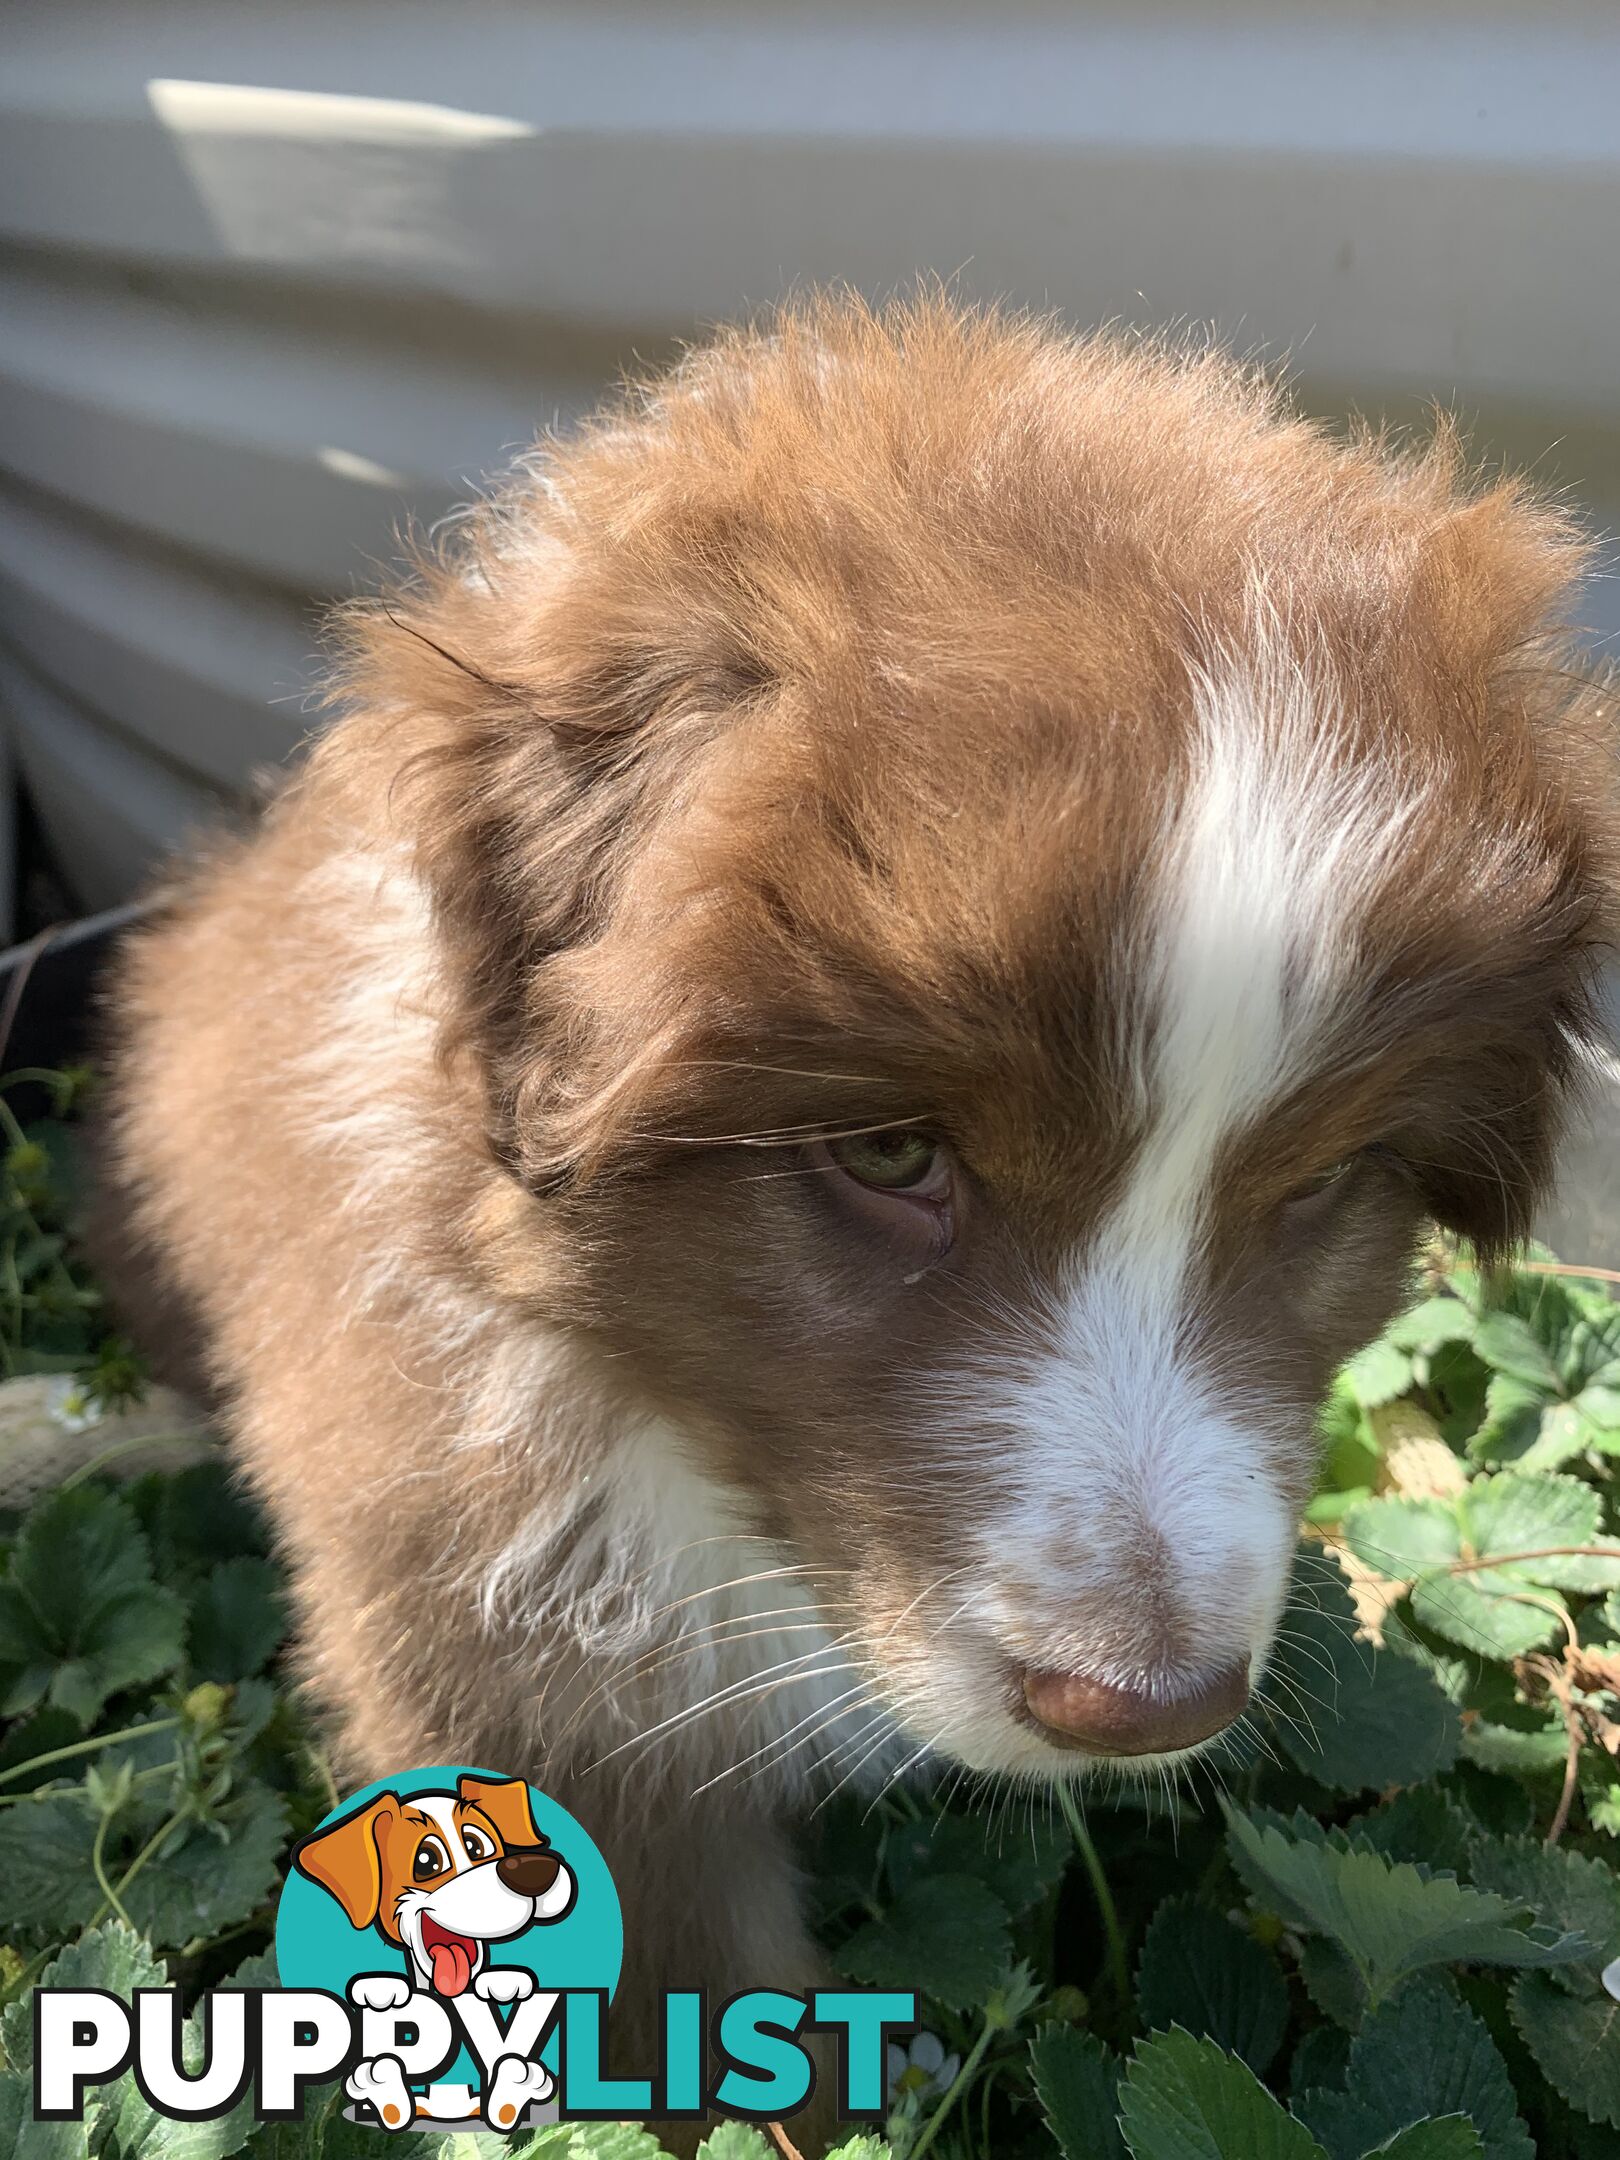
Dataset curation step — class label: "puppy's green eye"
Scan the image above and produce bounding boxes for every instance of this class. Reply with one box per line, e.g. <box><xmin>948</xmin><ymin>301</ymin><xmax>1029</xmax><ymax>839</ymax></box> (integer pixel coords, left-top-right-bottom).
<box><xmin>827</xmin><ymin>1130</ymin><xmax>943</xmax><ymax>1192</ymax></box>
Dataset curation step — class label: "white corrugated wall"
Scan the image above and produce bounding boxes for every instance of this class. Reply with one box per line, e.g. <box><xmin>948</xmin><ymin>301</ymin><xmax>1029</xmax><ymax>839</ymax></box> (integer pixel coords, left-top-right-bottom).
<box><xmin>2</xmin><ymin>1</ymin><xmax>1618</xmax><ymax>908</ymax></box>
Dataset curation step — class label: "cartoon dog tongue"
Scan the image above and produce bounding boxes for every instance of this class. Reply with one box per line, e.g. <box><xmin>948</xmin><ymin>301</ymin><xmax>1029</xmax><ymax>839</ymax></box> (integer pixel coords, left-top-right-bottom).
<box><xmin>427</xmin><ymin>1933</ymin><xmax>474</xmax><ymax>1996</ymax></box>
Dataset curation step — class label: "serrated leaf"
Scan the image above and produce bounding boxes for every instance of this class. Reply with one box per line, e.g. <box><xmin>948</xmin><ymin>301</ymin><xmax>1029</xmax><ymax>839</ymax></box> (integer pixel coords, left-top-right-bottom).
<box><xmin>1294</xmin><ymin>1974</ymin><xmax>1531</xmax><ymax>2160</ymax></box>
<box><xmin>0</xmin><ymin>1788</ymin><xmax>106</xmax><ymax>1934</ymax></box>
<box><xmin>1290</xmin><ymin>2027</ymin><xmax>1351</xmax><ymax>2099</ymax></box>
<box><xmin>1344</xmin><ymin>1789</ymin><xmax>1474</xmax><ymax>1878</ymax></box>
<box><xmin>0</xmin><ymin>1485</ymin><xmax>185</xmax><ymax>1724</ymax></box>
<box><xmin>1224</xmin><ymin>1806</ymin><xmax>1584</xmax><ymax>2008</ymax></box>
<box><xmin>0</xmin><ymin>1776</ymin><xmax>288</xmax><ymax>1947</ymax></box>
<box><xmin>1510</xmin><ymin>1969</ymin><xmax>1620</xmax><ymax>2128</ymax></box>
<box><xmin>1466</xmin><ymin>1375</ymin><xmax>1561</xmax><ymax>1468</ymax></box>
<box><xmin>823</xmin><ymin>2143</ymin><xmax>890</xmax><ymax>2160</ymax></box>
<box><xmin>567</xmin><ymin>2131</ymin><xmax>668</xmax><ymax>2160</ymax></box>
<box><xmin>187</xmin><ymin>1556</ymin><xmax>286</xmax><ymax>1681</ymax></box>
<box><xmin>835</xmin><ymin>1873</ymin><xmax>1012</xmax><ymax>2010</ymax></box>
<box><xmin>1467</xmin><ymin>1838</ymin><xmax>1620</xmax><ymax>1969</ymax></box>
<box><xmin>2</xmin><ymin>1920</ymin><xmax>261</xmax><ymax>2160</ymax></box>
<box><xmin>883</xmin><ymin>1806</ymin><xmax>1069</xmax><ymax>1915</ymax></box>
<box><xmin>1365</xmin><ymin>2125</ymin><xmax>1484</xmax><ymax>2160</ymax></box>
<box><xmin>1136</xmin><ymin>1898</ymin><xmax>1289</xmax><ymax>2074</ymax></box>
<box><xmin>1473</xmin><ymin>1314</ymin><xmax>1564</xmax><ymax>1393</ymax></box>
<box><xmin>1342</xmin><ymin>1499</ymin><xmax>1460</xmax><ymax>1580</ymax></box>
<box><xmin>1345</xmin><ymin>1339</ymin><xmax>1416</xmax><ymax>1410</ymax></box>
<box><xmin>1030</xmin><ymin>2023</ymin><xmax>1124</xmax><ymax>2160</ymax></box>
<box><xmin>1117</xmin><ymin>2028</ymin><xmax>1328</xmax><ymax>2159</ymax></box>
<box><xmin>1460</xmin><ymin>1715</ymin><xmax>1569</xmax><ymax>1776</ymax></box>
<box><xmin>123</xmin><ymin>1780</ymin><xmax>289</xmax><ymax>1949</ymax></box>
<box><xmin>1465</xmin><ymin>1474</ymin><xmax>1620</xmax><ymax>1592</ymax></box>
<box><xmin>1410</xmin><ymin>1574</ymin><xmax>1565</xmax><ymax>1661</ymax></box>
<box><xmin>695</xmin><ymin>2128</ymin><xmax>773</xmax><ymax>2159</ymax></box>
<box><xmin>1297</xmin><ymin>1938</ymin><xmax>1367</xmax><ymax>2031</ymax></box>
<box><xmin>1264</xmin><ymin>1558</ymin><xmax>1459</xmax><ymax>1792</ymax></box>
<box><xmin>1389</xmin><ymin>1298</ymin><xmax>1478</xmax><ymax>1354</ymax></box>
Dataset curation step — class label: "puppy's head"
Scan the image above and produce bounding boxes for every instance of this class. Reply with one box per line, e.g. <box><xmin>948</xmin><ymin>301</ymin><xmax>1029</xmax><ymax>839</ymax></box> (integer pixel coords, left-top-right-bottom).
<box><xmin>330</xmin><ymin>295</ymin><xmax>1618</xmax><ymax>1777</ymax></box>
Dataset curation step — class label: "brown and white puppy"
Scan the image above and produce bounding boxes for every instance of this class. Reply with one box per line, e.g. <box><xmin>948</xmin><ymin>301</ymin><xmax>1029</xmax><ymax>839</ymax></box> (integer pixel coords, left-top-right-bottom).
<box><xmin>108</xmin><ymin>297</ymin><xmax>1617</xmax><ymax>2129</ymax></box>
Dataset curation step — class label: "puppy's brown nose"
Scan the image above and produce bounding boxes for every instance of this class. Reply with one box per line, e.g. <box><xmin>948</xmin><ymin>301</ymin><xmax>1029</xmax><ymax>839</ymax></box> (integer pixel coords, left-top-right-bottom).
<box><xmin>1021</xmin><ymin>1661</ymin><xmax>1249</xmax><ymax>1755</ymax></box>
<box><xmin>496</xmin><ymin>1846</ymin><xmax>563</xmax><ymax>1897</ymax></box>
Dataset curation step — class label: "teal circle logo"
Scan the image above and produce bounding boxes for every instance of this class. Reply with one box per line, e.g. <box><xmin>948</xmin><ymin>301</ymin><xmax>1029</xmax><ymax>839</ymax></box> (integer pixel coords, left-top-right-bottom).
<box><xmin>274</xmin><ymin>1764</ymin><xmax>621</xmax><ymax>2131</ymax></box>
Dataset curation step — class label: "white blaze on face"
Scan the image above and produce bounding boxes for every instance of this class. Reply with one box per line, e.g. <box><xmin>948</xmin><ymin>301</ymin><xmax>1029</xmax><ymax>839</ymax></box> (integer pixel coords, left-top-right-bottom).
<box><xmin>977</xmin><ymin>626</ymin><xmax>1427</xmax><ymax>1700</ymax></box>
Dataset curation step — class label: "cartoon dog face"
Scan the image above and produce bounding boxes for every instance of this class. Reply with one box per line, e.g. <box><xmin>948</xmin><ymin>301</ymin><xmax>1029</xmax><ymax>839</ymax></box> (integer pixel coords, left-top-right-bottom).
<box><xmin>293</xmin><ymin>1774</ymin><xmax>575</xmax><ymax>1996</ymax></box>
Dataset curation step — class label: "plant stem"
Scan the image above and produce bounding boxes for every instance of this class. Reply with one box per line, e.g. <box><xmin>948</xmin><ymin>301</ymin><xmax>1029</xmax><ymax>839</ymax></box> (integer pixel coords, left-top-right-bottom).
<box><xmin>910</xmin><ymin>2018</ymin><xmax>996</xmax><ymax>2160</ymax></box>
<box><xmin>1056</xmin><ymin>1782</ymin><xmax>1130</xmax><ymax>2008</ymax></box>
<box><xmin>0</xmin><ymin>1717</ymin><xmax>182</xmax><ymax>1787</ymax></box>
<box><xmin>89</xmin><ymin>1804</ymin><xmax>133</xmax><ymax>1927</ymax></box>
<box><xmin>83</xmin><ymin>1803</ymin><xmax>190</xmax><ymax>1934</ymax></box>
<box><xmin>62</xmin><ymin>1431</ymin><xmax>205</xmax><ymax>1490</ymax></box>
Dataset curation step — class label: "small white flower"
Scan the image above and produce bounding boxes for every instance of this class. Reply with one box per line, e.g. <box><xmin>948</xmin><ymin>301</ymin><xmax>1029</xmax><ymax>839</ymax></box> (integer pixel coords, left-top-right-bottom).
<box><xmin>47</xmin><ymin>1376</ymin><xmax>102</xmax><ymax>1435</ymax></box>
<box><xmin>886</xmin><ymin>2030</ymin><xmax>960</xmax><ymax>2104</ymax></box>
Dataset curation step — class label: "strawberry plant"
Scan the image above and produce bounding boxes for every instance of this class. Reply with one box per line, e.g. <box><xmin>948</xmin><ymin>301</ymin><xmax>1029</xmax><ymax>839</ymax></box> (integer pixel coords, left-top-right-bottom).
<box><xmin>3</xmin><ymin>1077</ymin><xmax>1620</xmax><ymax>2157</ymax></box>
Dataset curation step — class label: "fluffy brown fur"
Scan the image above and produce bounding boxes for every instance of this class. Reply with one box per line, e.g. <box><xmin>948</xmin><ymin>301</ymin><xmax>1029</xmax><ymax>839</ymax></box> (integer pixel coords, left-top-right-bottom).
<box><xmin>106</xmin><ymin>294</ymin><xmax>1617</xmax><ymax>2148</ymax></box>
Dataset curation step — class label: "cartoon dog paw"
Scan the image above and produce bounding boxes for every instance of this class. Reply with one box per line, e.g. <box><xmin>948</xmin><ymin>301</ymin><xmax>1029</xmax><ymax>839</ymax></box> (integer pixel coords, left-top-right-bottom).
<box><xmin>474</xmin><ymin>1966</ymin><xmax>537</xmax><ymax>2005</ymax></box>
<box><xmin>348</xmin><ymin>1972</ymin><xmax>413</xmax><ymax>2012</ymax></box>
<box><xmin>346</xmin><ymin>2056</ymin><xmax>415</xmax><ymax>2132</ymax></box>
<box><xmin>483</xmin><ymin>2053</ymin><xmax>554</xmax><ymax>2130</ymax></box>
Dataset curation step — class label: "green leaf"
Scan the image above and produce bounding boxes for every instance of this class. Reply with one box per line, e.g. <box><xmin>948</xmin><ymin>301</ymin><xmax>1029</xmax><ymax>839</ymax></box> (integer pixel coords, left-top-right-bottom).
<box><xmin>883</xmin><ymin>1806</ymin><xmax>1070</xmax><ymax>1916</ymax></box>
<box><xmin>0</xmin><ymin>1703</ymin><xmax>83</xmax><ymax>1789</ymax></box>
<box><xmin>187</xmin><ymin>1556</ymin><xmax>286</xmax><ymax>1681</ymax></box>
<box><xmin>122</xmin><ymin>1779</ymin><xmax>290</xmax><ymax>1950</ymax></box>
<box><xmin>1030</xmin><ymin>2023</ymin><xmax>1124</xmax><ymax>2160</ymax></box>
<box><xmin>1344</xmin><ymin>1339</ymin><xmax>1416</xmax><ymax>1410</ymax></box>
<box><xmin>1265</xmin><ymin>1558</ymin><xmax>1460</xmax><ymax>1792</ymax></box>
<box><xmin>823</xmin><ymin>2143</ymin><xmax>890</xmax><ymax>2160</ymax></box>
<box><xmin>1389</xmin><ymin>1297</ymin><xmax>1478</xmax><ymax>1354</ymax></box>
<box><xmin>0</xmin><ymin>1776</ymin><xmax>288</xmax><ymax>1947</ymax></box>
<box><xmin>1345</xmin><ymin>1474</ymin><xmax>1620</xmax><ymax>1660</ymax></box>
<box><xmin>0</xmin><ymin>1485</ymin><xmax>186</xmax><ymax>1724</ymax></box>
<box><xmin>1224</xmin><ymin>1806</ymin><xmax>1584</xmax><ymax>2009</ymax></box>
<box><xmin>1297</xmin><ymin>1937</ymin><xmax>1368</xmax><ymax>2032</ymax></box>
<box><xmin>1117</xmin><ymin>2028</ymin><xmax>1329</xmax><ymax>2159</ymax></box>
<box><xmin>1466</xmin><ymin>1839</ymin><xmax>1620</xmax><ymax>1970</ymax></box>
<box><xmin>696</xmin><ymin>2128</ymin><xmax>774</xmax><ymax>2159</ymax></box>
<box><xmin>1347</xmin><ymin>1789</ymin><xmax>1475</xmax><ymax>1878</ymax></box>
<box><xmin>1289</xmin><ymin>2028</ymin><xmax>1351</xmax><ymax>2100</ymax></box>
<box><xmin>1428</xmin><ymin>1341</ymin><xmax>1491</xmax><ymax>1451</ymax></box>
<box><xmin>1460</xmin><ymin>1714</ymin><xmax>1570</xmax><ymax>1776</ymax></box>
<box><xmin>1294</xmin><ymin>1974</ymin><xmax>1531</xmax><ymax>2160</ymax></box>
<box><xmin>1341</xmin><ymin>1499</ymin><xmax>1460</xmax><ymax>1580</ymax></box>
<box><xmin>1410</xmin><ymin>1574</ymin><xmax>1564</xmax><ymax>1662</ymax></box>
<box><xmin>1473</xmin><ymin>1314</ymin><xmax>1563</xmax><ymax>1394</ymax></box>
<box><xmin>1509</xmin><ymin>1970</ymin><xmax>1620</xmax><ymax>2128</ymax></box>
<box><xmin>1467</xmin><ymin>1375</ymin><xmax>1562</xmax><ymax>1469</ymax></box>
<box><xmin>1364</xmin><ymin>2125</ymin><xmax>1485</xmax><ymax>2160</ymax></box>
<box><xmin>559</xmin><ymin>2130</ymin><xmax>668</xmax><ymax>2160</ymax></box>
<box><xmin>835</xmin><ymin>1873</ymin><xmax>1012</xmax><ymax>2010</ymax></box>
<box><xmin>1136</xmin><ymin>1898</ymin><xmax>1289</xmax><ymax>2074</ymax></box>
<box><xmin>1</xmin><ymin>1919</ymin><xmax>259</xmax><ymax>2160</ymax></box>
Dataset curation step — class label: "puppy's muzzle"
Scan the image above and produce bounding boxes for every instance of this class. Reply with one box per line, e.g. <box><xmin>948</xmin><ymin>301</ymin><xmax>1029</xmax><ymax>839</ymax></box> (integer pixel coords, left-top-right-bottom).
<box><xmin>496</xmin><ymin>1846</ymin><xmax>565</xmax><ymax>1898</ymax></box>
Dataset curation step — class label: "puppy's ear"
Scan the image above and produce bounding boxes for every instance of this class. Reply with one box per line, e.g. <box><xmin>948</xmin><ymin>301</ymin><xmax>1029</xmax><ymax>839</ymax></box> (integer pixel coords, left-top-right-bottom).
<box><xmin>292</xmin><ymin>1795</ymin><xmax>399</xmax><ymax>1928</ymax></box>
<box><xmin>1395</xmin><ymin>461</ymin><xmax>1620</xmax><ymax>1258</ymax></box>
<box><xmin>457</xmin><ymin>1774</ymin><xmax>544</xmax><ymax>1850</ymax></box>
<box><xmin>318</xmin><ymin>340</ymin><xmax>809</xmax><ymax>1186</ymax></box>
